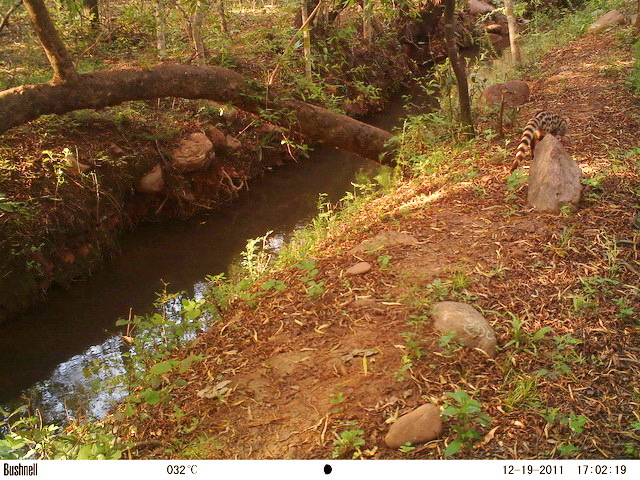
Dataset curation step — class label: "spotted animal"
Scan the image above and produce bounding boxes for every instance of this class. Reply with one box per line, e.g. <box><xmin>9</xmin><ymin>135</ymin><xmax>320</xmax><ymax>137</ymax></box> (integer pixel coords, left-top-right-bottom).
<box><xmin>511</xmin><ymin>111</ymin><xmax>567</xmax><ymax>171</ymax></box>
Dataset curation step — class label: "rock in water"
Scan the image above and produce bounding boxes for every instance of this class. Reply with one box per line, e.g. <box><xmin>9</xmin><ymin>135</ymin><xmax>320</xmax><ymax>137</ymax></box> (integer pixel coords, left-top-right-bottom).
<box><xmin>527</xmin><ymin>135</ymin><xmax>582</xmax><ymax>214</ymax></box>
<box><xmin>431</xmin><ymin>301</ymin><xmax>497</xmax><ymax>357</ymax></box>
<box><xmin>385</xmin><ymin>404</ymin><xmax>442</xmax><ymax>449</ymax></box>
<box><xmin>588</xmin><ymin>10</ymin><xmax>626</xmax><ymax>33</ymax></box>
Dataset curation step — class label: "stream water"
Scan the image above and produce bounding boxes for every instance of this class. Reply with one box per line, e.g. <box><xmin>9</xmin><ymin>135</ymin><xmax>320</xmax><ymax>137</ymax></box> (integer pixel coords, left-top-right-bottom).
<box><xmin>0</xmin><ymin>88</ymin><xmax>430</xmax><ymax>425</ymax></box>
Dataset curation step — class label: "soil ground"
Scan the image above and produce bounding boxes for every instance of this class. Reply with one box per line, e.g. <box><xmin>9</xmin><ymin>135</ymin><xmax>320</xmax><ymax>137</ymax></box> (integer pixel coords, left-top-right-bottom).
<box><xmin>126</xmin><ymin>27</ymin><xmax>640</xmax><ymax>459</ymax></box>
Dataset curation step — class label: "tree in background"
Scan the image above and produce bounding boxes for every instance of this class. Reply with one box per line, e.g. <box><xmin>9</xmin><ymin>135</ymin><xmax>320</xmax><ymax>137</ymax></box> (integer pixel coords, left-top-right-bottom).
<box><xmin>504</xmin><ymin>0</ymin><xmax>521</xmax><ymax>65</ymax></box>
<box><xmin>443</xmin><ymin>0</ymin><xmax>474</xmax><ymax>136</ymax></box>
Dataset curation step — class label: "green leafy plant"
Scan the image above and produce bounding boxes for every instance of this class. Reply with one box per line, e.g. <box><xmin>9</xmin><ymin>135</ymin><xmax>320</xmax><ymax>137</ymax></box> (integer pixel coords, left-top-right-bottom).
<box><xmin>296</xmin><ymin>258</ymin><xmax>325</xmax><ymax>299</ymax></box>
<box><xmin>332</xmin><ymin>429</ymin><xmax>365</xmax><ymax>459</ymax></box>
<box><xmin>441</xmin><ymin>390</ymin><xmax>492</xmax><ymax>457</ymax></box>
<box><xmin>399</xmin><ymin>442</ymin><xmax>416</xmax><ymax>453</ymax></box>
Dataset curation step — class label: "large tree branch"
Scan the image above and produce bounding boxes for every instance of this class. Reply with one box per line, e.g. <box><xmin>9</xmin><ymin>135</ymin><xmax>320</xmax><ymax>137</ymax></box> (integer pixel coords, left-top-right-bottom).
<box><xmin>0</xmin><ymin>64</ymin><xmax>394</xmax><ymax>163</ymax></box>
<box><xmin>22</xmin><ymin>0</ymin><xmax>78</xmax><ymax>83</ymax></box>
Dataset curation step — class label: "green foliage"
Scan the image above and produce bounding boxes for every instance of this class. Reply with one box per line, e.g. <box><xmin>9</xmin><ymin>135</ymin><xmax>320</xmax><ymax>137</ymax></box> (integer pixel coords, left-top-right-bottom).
<box><xmin>539</xmin><ymin>408</ymin><xmax>590</xmax><ymax>456</ymax></box>
<box><xmin>399</xmin><ymin>442</ymin><xmax>416</xmax><ymax>453</ymax></box>
<box><xmin>296</xmin><ymin>258</ymin><xmax>325</xmax><ymax>299</ymax></box>
<box><xmin>502</xmin><ymin>312</ymin><xmax>552</xmax><ymax>354</ymax></box>
<box><xmin>332</xmin><ymin>429</ymin><xmax>365</xmax><ymax>459</ymax></box>
<box><xmin>505</xmin><ymin>169</ymin><xmax>528</xmax><ymax>201</ymax></box>
<box><xmin>441</xmin><ymin>390</ymin><xmax>492</xmax><ymax>457</ymax></box>
<box><xmin>0</xmin><ymin>406</ymin><xmax>122</xmax><ymax>460</ymax></box>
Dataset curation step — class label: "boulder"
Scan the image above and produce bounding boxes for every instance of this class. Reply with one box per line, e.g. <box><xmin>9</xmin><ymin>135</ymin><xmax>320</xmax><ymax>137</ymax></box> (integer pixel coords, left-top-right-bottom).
<box><xmin>136</xmin><ymin>164</ymin><xmax>165</xmax><ymax>194</ymax></box>
<box><xmin>588</xmin><ymin>10</ymin><xmax>625</xmax><ymax>33</ymax></box>
<box><xmin>527</xmin><ymin>135</ymin><xmax>582</xmax><ymax>214</ymax></box>
<box><xmin>482</xmin><ymin>80</ymin><xmax>530</xmax><ymax>107</ymax></box>
<box><xmin>346</xmin><ymin>262</ymin><xmax>372</xmax><ymax>275</ymax></box>
<box><xmin>172</xmin><ymin>133</ymin><xmax>214</xmax><ymax>172</ymax></box>
<box><xmin>431</xmin><ymin>301</ymin><xmax>497</xmax><ymax>357</ymax></box>
<box><xmin>385</xmin><ymin>404</ymin><xmax>442</xmax><ymax>449</ymax></box>
<box><xmin>468</xmin><ymin>0</ymin><xmax>494</xmax><ymax>15</ymax></box>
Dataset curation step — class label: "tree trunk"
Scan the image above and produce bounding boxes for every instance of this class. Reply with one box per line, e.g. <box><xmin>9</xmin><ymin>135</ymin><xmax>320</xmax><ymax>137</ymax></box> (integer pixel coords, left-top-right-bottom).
<box><xmin>0</xmin><ymin>64</ymin><xmax>394</xmax><ymax>163</ymax></box>
<box><xmin>22</xmin><ymin>0</ymin><xmax>78</xmax><ymax>84</ymax></box>
<box><xmin>83</xmin><ymin>0</ymin><xmax>99</xmax><ymax>27</ymax></box>
<box><xmin>155</xmin><ymin>0</ymin><xmax>167</xmax><ymax>58</ymax></box>
<box><xmin>504</xmin><ymin>0</ymin><xmax>521</xmax><ymax>65</ymax></box>
<box><xmin>192</xmin><ymin>0</ymin><xmax>207</xmax><ymax>66</ymax></box>
<box><xmin>301</xmin><ymin>0</ymin><xmax>312</xmax><ymax>79</ymax></box>
<box><xmin>443</xmin><ymin>0</ymin><xmax>474</xmax><ymax>137</ymax></box>
<box><xmin>217</xmin><ymin>0</ymin><xmax>228</xmax><ymax>34</ymax></box>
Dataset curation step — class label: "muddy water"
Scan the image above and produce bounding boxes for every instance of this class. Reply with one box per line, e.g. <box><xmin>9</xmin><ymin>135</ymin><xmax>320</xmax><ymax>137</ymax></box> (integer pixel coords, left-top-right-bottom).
<box><xmin>0</xmin><ymin>90</ymin><xmax>430</xmax><ymax>424</ymax></box>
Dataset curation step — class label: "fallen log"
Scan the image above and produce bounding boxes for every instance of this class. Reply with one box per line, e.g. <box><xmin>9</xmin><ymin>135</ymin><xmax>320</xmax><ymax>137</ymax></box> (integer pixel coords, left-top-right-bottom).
<box><xmin>0</xmin><ymin>64</ymin><xmax>395</xmax><ymax>164</ymax></box>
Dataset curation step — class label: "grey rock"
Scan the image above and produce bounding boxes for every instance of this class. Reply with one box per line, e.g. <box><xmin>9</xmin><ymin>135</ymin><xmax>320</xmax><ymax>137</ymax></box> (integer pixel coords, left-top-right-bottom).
<box><xmin>527</xmin><ymin>135</ymin><xmax>582</xmax><ymax>214</ymax></box>
<box><xmin>431</xmin><ymin>301</ymin><xmax>497</xmax><ymax>357</ymax></box>
<box><xmin>384</xmin><ymin>404</ymin><xmax>442</xmax><ymax>449</ymax></box>
<box><xmin>346</xmin><ymin>262</ymin><xmax>372</xmax><ymax>275</ymax></box>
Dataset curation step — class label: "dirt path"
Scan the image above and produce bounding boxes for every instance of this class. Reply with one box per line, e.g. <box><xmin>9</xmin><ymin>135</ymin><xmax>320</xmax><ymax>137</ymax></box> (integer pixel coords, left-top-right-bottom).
<box><xmin>131</xmin><ymin>29</ymin><xmax>640</xmax><ymax>459</ymax></box>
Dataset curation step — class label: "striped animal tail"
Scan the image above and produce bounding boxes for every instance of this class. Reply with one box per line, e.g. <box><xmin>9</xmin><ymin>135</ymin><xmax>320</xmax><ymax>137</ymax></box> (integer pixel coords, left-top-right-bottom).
<box><xmin>510</xmin><ymin>122</ymin><xmax>538</xmax><ymax>172</ymax></box>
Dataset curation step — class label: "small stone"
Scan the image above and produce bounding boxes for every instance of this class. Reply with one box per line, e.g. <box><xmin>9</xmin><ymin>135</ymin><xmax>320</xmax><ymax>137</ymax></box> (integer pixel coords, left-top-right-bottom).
<box><xmin>527</xmin><ymin>135</ymin><xmax>582</xmax><ymax>214</ymax></box>
<box><xmin>172</xmin><ymin>132</ymin><xmax>214</xmax><ymax>172</ymax></box>
<box><xmin>137</xmin><ymin>164</ymin><xmax>165</xmax><ymax>194</ymax></box>
<box><xmin>349</xmin><ymin>231</ymin><xmax>418</xmax><ymax>254</ymax></box>
<box><xmin>431</xmin><ymin>301</ymin><xmax>497</xmax><ymax>357</ymax></box>
<box><xmin>384</xmin><ymin>404</ymin><xmax>442</xmax><ymax>449</ymax></box>
<box><xmin>588</xmin><ymin>10</ymin><xmax>625</xmax><ymax>33</ymax></box>
<box><xmin>346</xmin><ymin>262</ymin><xmax>371</xmax><ymax>275</ymax></box>
<box><xmin>352</xmin><ymin>298</ymin><xmax>377</xmax><ymax>308</ymax></box>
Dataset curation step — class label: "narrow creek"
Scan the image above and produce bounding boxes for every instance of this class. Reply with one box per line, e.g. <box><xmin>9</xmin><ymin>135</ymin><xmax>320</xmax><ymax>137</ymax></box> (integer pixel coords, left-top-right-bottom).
<box><xmin>0</xmin><ymin>87</ymin><xmax>432</xmax><ymax>425</ymax></box>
